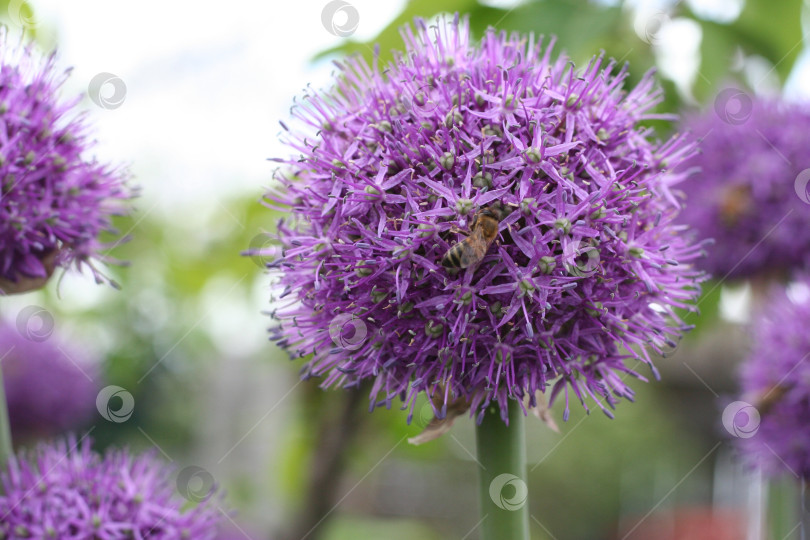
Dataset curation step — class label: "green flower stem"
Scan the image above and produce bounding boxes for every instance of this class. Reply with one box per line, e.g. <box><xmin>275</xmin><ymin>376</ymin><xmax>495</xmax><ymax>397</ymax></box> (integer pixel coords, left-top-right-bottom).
<box><xmin>801</xmin><ymin>479</ymin><xmax>809</xmax><ymax>540</ymax></box>
<box><xmin>475</xmin><ymin>399</ymin><xmax>529</xmax><ymax>540</ymax></box>
<box><xmin>0</xmin><ymin>367</ymin><xmax>12</xmax><ymax>468</ymax></box>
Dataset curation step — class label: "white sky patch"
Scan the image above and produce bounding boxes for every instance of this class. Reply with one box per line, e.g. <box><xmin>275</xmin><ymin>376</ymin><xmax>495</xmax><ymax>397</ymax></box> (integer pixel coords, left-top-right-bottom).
<box><xmin>720</xmin><ymin>282</ymin><xmax>751</xmax><ymax>324</ymax></box>
<box><xmin>49</xmin><ymin>270</ymin><xmax>114</xmax><ymax>311</ymax></box>
<box><xmin>686</xmin><ymin>0</ymin><xmax>743</xmax><ymax>24</ymax></box>
<box><xmin>478</xmin><ymin>0</ymin><xmax>527</xmax><ymax>9</ymax></box>
<box><xmin>784</xmin><ymin>48</ymin><xmax>810</xmax><ymax>100</ymax></box>
<box><xmin>201</xmin><ymin>274</ymin><xmax>268</xmax><ymax>357</ymax></box>
<box><xmin>654</xmin><ymin>17</ymin><xmax>701</xmax><ymax>101</ymax></box>
<box><xmin>20</xmin><ymin>0</ymin><xmax>403</xmax><ymax>218</ymax></box>
<box><xmin>744</xmin><ymin>55</ymin><xmax>781</xmax><ymax>96</ymax></box>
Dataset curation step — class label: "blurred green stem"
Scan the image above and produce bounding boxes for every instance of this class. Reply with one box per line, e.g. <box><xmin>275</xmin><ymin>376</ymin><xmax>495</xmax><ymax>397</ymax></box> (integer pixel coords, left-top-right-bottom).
<box><xmin>475</xmin><ymin>399</ymin><xmax>529</xmax><ymax>540</ymax></box>
<box><xmin>801</xmin><ymin>479</ymin><xmax>809</xmax><ymax>540</ymax></box>
<box><xmin>0</xmin><ymin>367</ymin><xmax>12</xmax><ymax>468</ymax></box>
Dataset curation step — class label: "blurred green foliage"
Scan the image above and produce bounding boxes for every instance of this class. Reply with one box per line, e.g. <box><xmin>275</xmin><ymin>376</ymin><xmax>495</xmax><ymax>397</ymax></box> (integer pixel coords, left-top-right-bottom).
<box><xmin>321</xmin><ymin>0</ymin><xmax>806</xmax><ymax>110</ymax></box>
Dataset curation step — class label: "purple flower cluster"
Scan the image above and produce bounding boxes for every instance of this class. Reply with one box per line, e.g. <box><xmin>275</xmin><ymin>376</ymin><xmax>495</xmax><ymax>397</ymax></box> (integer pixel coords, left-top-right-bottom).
<box><xmin>0</xmin><ymin>35</ymin><xmax>130</xmax><ymax>293</ymax></box>
<box><xmin>261</xmin><ymin>16</ymin><xmax>705</xmax><ymax>422</ymax></box>
<box><xmin>737</xmin><ymin>280</ymin><xmax>810</xmax><ymax>479</ymax></box>
<box><xmin>0</xmin><ymin>322</ymin><xmax>97</xmax><ymax>441</ymax></box>
<box><xmin>0</xmin><ymin>437</ymin><xmax>223</xmax><ymax>538</ymax></box>
<box><xmin>677</xmin><ymin>97</ymin><xmax>810</xmax><ymax>280</ymax></box>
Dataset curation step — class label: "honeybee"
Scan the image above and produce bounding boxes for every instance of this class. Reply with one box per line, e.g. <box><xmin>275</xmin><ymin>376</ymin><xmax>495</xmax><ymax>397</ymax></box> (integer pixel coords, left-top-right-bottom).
<box><xmin>442</xmin><ymin>204</ymin><xmax>507</xmax><ymax>269</ymax></box>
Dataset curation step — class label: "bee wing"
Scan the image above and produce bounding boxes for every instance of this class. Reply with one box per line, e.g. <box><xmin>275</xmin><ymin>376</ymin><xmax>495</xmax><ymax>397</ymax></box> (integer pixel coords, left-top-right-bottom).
<box><xmin>458</xmin><ymin>244</ymin><xmax>482</xmax><ymax>268</ymax></box>
<box><xmin>527</xmin><ymin>391</ymin><xmax>559</xmax><ymax>433</ymax></box>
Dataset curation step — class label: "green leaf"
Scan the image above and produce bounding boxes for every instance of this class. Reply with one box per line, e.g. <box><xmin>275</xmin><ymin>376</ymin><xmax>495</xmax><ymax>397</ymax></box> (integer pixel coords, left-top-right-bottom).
<box><xmin>315</xmin><ymin>0</ymin><xmax>481</xmax><ymax>63</ymax></box>
<box><xmin>732</xmin><ymin>0</ymin><xmax>804</xmax><ymax>83</ymax></box>
<box><xmin>694</xmin><ymin>20</ymin><xmax>738</xmax><ymax>99</ymax></box>
<box><xmin>690</xmin><ymin>0</ymin><xmax>804</xmax><ymax>98</ymax></box>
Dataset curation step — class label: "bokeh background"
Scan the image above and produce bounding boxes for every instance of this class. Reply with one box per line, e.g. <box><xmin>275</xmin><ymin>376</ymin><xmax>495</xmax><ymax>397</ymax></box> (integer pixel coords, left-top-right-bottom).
<box><xmin>2</xmin><ymin>0</ymin><xmax>809</xmax><ymax>538</ymax></box>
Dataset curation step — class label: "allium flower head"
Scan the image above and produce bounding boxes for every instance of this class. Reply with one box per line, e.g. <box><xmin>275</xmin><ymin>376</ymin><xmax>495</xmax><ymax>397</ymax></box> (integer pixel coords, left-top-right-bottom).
<box><xmin>0</xmin><ymin>437</ymin><xmax>223</xmax><ymax>538</ymax></box>
<box><xmin>677</xmin><ymin>96</ymin><xmax>810</xmax><ymax>279</ymax></box>
<box><xmin>0</xmin><ymin>321</ymin><xmax>97</xmax><ymax>441</ymax></box>
<box><xmin>0</xmin><ymin>33</ymin><xmax>130</xmax><ymax>294</ymax></box>
<box><xmin>736</xmin><ymin>280</ymin><xmax>810</xmax><ymax>479</ymax></box>
<box><xmin>261</xmin><ymin>16</ymin><xmax>705</xmax><ymax>422</ymax></box>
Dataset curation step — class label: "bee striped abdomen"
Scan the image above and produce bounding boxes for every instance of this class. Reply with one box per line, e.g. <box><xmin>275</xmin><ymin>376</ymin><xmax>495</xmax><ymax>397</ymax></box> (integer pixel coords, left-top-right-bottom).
<box><xmin>441</xmin><ymin>206</ymin><xmax>505</xmax><ymax>270</ymax></box>
<box><xmin>441</xmin><ymin>241</ymin><xmax>467</xmax><ymax>268</ymax></box>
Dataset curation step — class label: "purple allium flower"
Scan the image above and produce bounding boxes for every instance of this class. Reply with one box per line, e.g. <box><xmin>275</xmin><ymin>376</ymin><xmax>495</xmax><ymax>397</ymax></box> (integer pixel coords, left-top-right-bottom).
<box><xmin>736</xmin><ymin>280</ymin><xmax>810</xmax><ymax>479</ymax></box>
<box><xmin>0</xmin><ymin>436</ymin><xmax>224</xmax><ymax>539</ymax></box>
<box><xmin>677</xmin><ymin>97</ymin><xmax>810</xmax><ymax>280</ymax></box>
<box><xmin>260</xmin><ymin>16</ymin><xmax>705</xmax><ymax>422</ymax></box>
<box><xmin>0</xmin><ymin>322</ymin><xmax>97</xmax><ymax>441</ymax></box>
<box><xmin>0</xmin><ymin>34</ymin><xmax>131</xmax><ymax>294</ymax></box>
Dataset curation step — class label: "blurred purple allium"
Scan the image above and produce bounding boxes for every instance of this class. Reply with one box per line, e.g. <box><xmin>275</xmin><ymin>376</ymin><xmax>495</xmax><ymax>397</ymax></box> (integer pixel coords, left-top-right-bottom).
<box><xmin>0</xmin><ymin>437</ymin><xmax>224</xmax><ymax>538</ymax></box>
<box><xmin>0</xmin><ymin>321</ymin><xmax>97</xmax><ymax>441</ymax></box>
<box><xmin>0</xmin><ymin>34</ymin><xmax>131</xmax><ymax>294</ymax></box>
<box><xmin>737</xmin><ymin>280</ymin><xmax>810</xmax><ymax>479</ymax></box>
<box><xmin>259</xmin><ymin>16</ymin><xmax>705</xmax><ymax>423</ymax></box>
<box><xmin>677</xmin><ymin>96</ymin><xmax>810</xmax><ymax>279</ymax></box>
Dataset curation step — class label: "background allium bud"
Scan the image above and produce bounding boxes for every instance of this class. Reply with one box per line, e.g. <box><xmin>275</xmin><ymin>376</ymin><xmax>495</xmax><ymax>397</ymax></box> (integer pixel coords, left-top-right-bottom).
<box><xmin>0</xmin><ymin>35</ymin><xmax>131</xmax><ymax>293</ymax></box>
<box><xmin>677</xmin><ymin>97</ymin><xmax>810</xmax><ymax>280</ymax></box>
<box><xmin>260</xmin><ymin>16</ymin><xmax>704</xmax><ymax>423</ymax></box>
<box><xmin>0</xmin><ymin>437</ymin><xmax>224</xmax><ymax>538</ymax></box>
<box><xmin>737</xmin><ymin>280</ymin><xmax>810</xmax><ymax>479</ymax></box>
<box><xmin>0</xmin><ymin>322</ymin><xmax>97</xmax><ymax>441</ymax></box>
